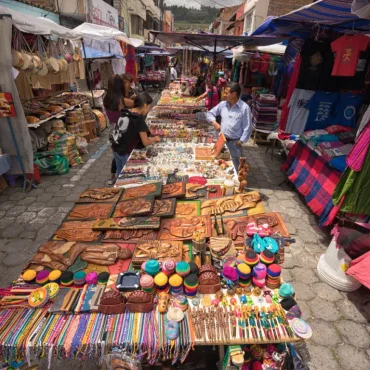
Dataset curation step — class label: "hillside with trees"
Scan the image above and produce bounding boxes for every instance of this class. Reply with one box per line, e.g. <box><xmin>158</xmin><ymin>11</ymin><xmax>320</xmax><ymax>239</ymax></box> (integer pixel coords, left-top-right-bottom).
<box><xmin>164</xmin><ymin>5</ymin><xmax>218</xmax><ymax>32</ymax></box>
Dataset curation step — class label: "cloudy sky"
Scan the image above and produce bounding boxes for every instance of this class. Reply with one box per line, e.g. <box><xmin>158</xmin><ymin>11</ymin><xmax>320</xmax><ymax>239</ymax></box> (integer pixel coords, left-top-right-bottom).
<box><xmin>164</xmin><ymin>0</ymin><xmax>243</xmax><ymax>9</ymax></box>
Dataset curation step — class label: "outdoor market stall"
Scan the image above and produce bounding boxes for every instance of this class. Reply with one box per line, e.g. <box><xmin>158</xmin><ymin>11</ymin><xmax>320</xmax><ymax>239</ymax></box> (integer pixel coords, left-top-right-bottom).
<box><xmin>250</xmin><ymin>0</ymin><xmax>370</xmax><ymax>227</ymax></box>
<box><xmin>0</xmin><ymin>76</ymin><xmax>311</xmax><ymax>369</ymax></box>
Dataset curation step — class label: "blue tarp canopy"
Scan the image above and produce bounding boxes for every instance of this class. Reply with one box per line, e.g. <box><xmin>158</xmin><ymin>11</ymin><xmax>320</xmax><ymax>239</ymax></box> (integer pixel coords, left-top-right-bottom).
<box><xmin>252</xmin><ymin>0</ymin><xmax>370</xmax><ymax>37</ymax></box>
<box><xmin>81</xmin><ymin>46</ymin><xmax>123</xmax><ymax>59</ymax></box>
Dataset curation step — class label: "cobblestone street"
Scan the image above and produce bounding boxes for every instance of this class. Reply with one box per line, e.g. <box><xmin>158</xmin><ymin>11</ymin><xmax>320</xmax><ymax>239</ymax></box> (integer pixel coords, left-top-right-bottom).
<box><xmin>0</xmin><ymin>137</ymin><xmax>369</xmax><ymax>369</ymax></box>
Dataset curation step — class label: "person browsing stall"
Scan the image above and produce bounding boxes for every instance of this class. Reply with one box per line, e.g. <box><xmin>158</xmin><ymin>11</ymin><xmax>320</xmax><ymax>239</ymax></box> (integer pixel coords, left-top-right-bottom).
<box><xmin>206</xmin><ymin>83</ymin><xmax>253</xmax><ymax>171</ymax></box>
<box><xmin>195</xmin><ymin>80</ymin><xmax>219</xmax><ymax>111</ymax></box>
<box><xmin>104</xmin><ymin>74</ymin><xmax>135</xmax><ymax>185</ymax></box>
<box><xmin>110</xmin><ymin>92</ymin><xmax>160</xmax><ymax>178</ymax></box>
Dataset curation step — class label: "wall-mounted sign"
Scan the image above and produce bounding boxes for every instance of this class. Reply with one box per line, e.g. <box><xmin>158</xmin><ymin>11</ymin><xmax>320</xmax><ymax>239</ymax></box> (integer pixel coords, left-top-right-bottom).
<box><xmin>90</xmin><ymin>0</ymin><xmax>118</xmax><ymax>28</ymax></box>
<box><xmin>118</xmin><ymin>15</ymin><xmax>125</xmax><ymax>32</ymax></box>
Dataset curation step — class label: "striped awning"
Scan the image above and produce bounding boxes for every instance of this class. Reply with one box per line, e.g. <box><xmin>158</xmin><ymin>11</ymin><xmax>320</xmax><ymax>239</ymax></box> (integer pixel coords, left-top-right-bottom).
<box><xmin>253</xmin><ymin>0</ymin><xmax>370</xmax><ymax>36</ymax></box>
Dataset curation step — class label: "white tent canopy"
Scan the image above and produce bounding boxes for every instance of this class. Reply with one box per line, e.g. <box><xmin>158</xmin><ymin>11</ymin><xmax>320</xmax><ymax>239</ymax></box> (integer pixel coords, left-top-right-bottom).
<box><xmin>73</xmin><ymin>23</ymin><xmax>144</xmax><ymax>47</ymax></box>
<box><xmin>0</xmin><ymin>6</ymin><xmax>143</xmax><ymax>47</ymax></box>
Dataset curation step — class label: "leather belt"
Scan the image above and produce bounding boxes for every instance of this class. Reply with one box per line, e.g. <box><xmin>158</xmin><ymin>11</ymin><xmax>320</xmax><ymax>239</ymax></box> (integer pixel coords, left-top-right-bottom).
<box><xmin>225</xmin><ymin>137</ymin><xmax>238</xmax><ymax>142</ymax></box>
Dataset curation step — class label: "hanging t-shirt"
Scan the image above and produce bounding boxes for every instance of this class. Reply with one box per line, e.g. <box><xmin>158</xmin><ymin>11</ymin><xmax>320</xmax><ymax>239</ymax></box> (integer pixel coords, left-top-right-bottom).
<box><xmin>297</xmin><ymin>40</ymin><xmax>331</xmax><ymax>90</ymax></box>
<box><xmin>331</xmin><ymin>35</ymin><xmax>370</xmax><ymax>77</ymax></box>
<box><xmin>341</xmin><ymin>48</ymin><xmax>370</xmax><ymax>90</ymax></box>
<box><xmin>305</xmin><ymin>92</ymin><xmax>340</xmax><ymax>131</ymax></box>
<box><xmin>285</xmin><ymin>89</ymin><xmax>315</xmax><ymax>135</ymax></box>
<box><xmin>329</xmin><ymin>93</ymin><xmax>364</xmax><ymax>127</ymax></box>
<box><xmin>259</xmin><ymin>54</ymin><xmax>271</xmax><ymax>74</ymax></box>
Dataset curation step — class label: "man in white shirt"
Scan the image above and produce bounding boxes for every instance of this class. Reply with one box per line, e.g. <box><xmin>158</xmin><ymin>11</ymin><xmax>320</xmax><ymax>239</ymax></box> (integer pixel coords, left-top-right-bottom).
<box><xmin>207</xmin><ymin>83</ymin><xmax>253</xmax><ymax>171</ymax></box>
<box><xmin>170</xmin><ymin>64</ymin><xmax>178</xmax><ymax>81</ymax></box>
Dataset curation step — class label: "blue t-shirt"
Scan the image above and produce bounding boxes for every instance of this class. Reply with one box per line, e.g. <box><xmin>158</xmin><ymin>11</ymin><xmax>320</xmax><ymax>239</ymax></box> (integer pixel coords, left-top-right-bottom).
<box><xmin>305</xmin><ymin>92</ymin><xmax>340</xmax><ymax>131</ymax></box>
<box><xmin>329</xmin><ymin>92</ymin><xmax>364</xmax><ymax>127</ymax></box>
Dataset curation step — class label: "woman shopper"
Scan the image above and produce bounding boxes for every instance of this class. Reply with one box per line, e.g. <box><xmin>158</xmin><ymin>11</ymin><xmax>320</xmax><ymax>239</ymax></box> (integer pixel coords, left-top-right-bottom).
<box><xmin>111</xmin><ymin>91</ymin><xmax>160</xmax><ymax>179</ymax></box>
<box><xmin>195</xmin><ymin>80</ymin><xmax>219</xmax><ymax>111</ymax></box>
<box><xmin>104</xmin><ymin>74</ymin><xmax>135</xmax><ymax>185</ymax></box>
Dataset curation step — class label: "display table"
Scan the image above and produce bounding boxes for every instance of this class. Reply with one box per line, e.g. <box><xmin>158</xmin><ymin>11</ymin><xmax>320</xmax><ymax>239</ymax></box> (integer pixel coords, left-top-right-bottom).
<box><xmin>281</xmin><ymin>140</ymin><xmax>342</xmax><ymax>226</ymax></box>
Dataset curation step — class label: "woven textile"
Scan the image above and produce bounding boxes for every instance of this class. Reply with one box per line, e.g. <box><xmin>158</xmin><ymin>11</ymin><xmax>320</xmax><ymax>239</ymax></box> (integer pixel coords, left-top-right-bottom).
<box><xmin>281</xmin><ymin>140</ymin><xmax>342</xmax><ymax>226</ymax></box>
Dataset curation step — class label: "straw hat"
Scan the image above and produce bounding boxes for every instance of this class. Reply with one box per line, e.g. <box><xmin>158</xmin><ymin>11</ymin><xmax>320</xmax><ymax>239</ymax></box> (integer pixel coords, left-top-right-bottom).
<box><xmin>20</xmin><ymin>52</ymin><xmax>32</xmax><ymax>70</ymax></box>
<box><xmin>12</xmin><ymin>49</ymin><xmax>24</xmax><ymax>69</ymax></box>
<box><xmin>38</xmin><ymin>61</ymin><xmax>48</xmax><ymax>76</ymax></box>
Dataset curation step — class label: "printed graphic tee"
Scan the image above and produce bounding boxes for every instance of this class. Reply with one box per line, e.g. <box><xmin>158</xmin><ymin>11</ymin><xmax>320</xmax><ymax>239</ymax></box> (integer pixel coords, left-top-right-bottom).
<box><xmin>305</xmin><ymin>92</ymin><xmax>340</xmax><ymax>131</ymax></box>
<box><xmin>329</xmin><ymin>93</ymin><xmax>364</xmax><ymax>127</ymax></box>
<box><xmin>285</xmin><ymin>89</ymin><xmax>315</xmax><ymax>135</ymax></box>
<box><xmin>331</xmin><ymin>35</ymin><xmax>370</xmax><ymax>77</ymax></box>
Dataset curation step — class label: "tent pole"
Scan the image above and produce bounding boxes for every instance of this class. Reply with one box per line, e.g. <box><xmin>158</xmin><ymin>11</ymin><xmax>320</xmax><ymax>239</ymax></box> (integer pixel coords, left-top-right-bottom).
<box><xmin>213</xmin><ymin>39</ymin><xmax>217</xmax><ymax>66</ymax></box>
<box><xmin>81</xmin><ymin>38</ymin><xmax>96</xmax><ymax>108</ymax></box>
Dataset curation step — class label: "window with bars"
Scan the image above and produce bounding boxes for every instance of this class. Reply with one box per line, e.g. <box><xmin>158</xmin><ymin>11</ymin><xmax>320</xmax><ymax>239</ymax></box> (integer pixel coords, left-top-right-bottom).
<box><xmin>131</xmin><ymin>14</ymin><xmax>144</xmax><ymax>36</ymax></box>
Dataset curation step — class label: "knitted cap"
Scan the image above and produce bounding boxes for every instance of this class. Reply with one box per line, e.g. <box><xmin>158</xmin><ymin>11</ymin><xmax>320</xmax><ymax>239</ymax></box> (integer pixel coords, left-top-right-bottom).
<box><xmin>140</xmin><ymin>274</ymin><xmax>154</xmax><ymax>288</ymax></box>
<box><xmin>222</xmin><ymin>266</ymin><xmax>238</xmax><ymax>282</ymax></box>
<box><xmin>245</xmin><ymin>250</ymin><xmax>259</xmax><ymax>267</ymax></box>
<box><xmin>252</xmin><ymin>277</ymin><xmax>265</xmax><ymax>288</ymax></box>
<box><xmin>98</xmin><ymin>272</ymin><xmax>110</xmax><ymax>285</ymax></box>
<box><xmin>267</xmin><ymin>264</ymin><xmax>281</xmax><ymax>277</ymax></box>
<box><xmin>48</xmin><ymin>270</ymin><xmax>62</xmax><ymax>282</ymax></box>
<box><xmin>260</xmin><ymin>250</ymin><xmax>275</xmax><ymax>265</ymax></box>
<box><xmin>154</xmin><ymin>272</ymin><xmax>168</xmax><ymax>287</ymax></box>
<box><xmin>86</xmin><ymin>272</ymin><xmax>98</xmax><ymax>285</ymax></box>
<box><xmin>279</xmin><ymin>283</ymin><xmax>295</xmax><ymax>298</ymax></box>
<box><xmin>169</xmin><ymin>274</ymin><xmax>183</xmax><ymax>287</ymax></box>
<box><xmin>145</xmin><ymin>259</ymin><xmax>160</xmax><ymax>276</ymax></box>
<box><xmin>184</xmin><ymin>274</ymin><xmax>199</xmax><ymax>288</ymax></box>
<box><xmin>162</xmin><ymin>260</ymin><xmax>176</xmax><ymax>275</ymax></box>
<box><xmin>252</xmin><ymin>263</ymin><xmax>267</xmax><ymax>279</ymax></box>
<box><xmin>176</xmin><ymin>262</ymin><xmax>190</xmax><ymax>277</ymax></box>
<box><xmin>60</xmin><ymin>271</ymin><xmax>73</xmax><ymax>286</ymax></box>
<box><xmin>36</xmin><ymin>270</ymin><xmax>49</xmax><ymax>285</ymax></box>
<box><xmin>236</xmin><ymin>263</ymin><xmax>251</xmax><ymax>278</ymax></box>
<box><xmin>23</xmin><ymin>269</ymin><xmax>36</xmax><ymax>282</ymax></box>
<box><xmin>280</xmin><ymin>296</ymin><xmax>297</xmax><ymax>311</ymax></box>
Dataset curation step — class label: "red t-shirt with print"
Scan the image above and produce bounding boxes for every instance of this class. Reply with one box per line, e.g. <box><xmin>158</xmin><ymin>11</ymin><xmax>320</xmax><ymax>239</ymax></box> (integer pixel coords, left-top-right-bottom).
<box><xmin>331</xmin><ymin>35</ymin><xmax>370</xmax><ymax>77</ymax></box>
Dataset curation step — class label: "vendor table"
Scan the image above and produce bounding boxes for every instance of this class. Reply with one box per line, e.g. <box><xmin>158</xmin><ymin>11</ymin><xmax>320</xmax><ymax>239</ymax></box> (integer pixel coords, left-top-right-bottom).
<box><xmin>281</xmin><ymin>140</ymin><xmax>341</xmax><ymax>226</ymax></box>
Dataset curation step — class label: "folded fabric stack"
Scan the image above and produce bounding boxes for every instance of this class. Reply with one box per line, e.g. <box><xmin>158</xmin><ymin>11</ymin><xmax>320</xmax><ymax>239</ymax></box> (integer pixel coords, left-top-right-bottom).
<box><xmin>154</xmin><ymin>272</ymin><xmax>169</xmax><ymax>293</ymax></box>
<box><xmin>251</xmin><ymin>94</ymin><xmax>278</xmax><ymax>131</ymax></box>
<box><xmin>266</xmin><ymin>264</ymin><xmax>281</xmax><ymax>289</ymax></box>
<box><xmin>184</xmin><ymin>274</ymin><xmax>198</xmax><ymax>296</ymax></box>
<box><xmin>169</xmin><ymin>274</ymin><xmax>184</xmax><ymax>296</ymax></box>
<box><xmin>236</xmin><ymin>263</ymin><xmax>251</xmax><ymax>288</ymax></box>
<box><xmin>140</xmin><ymin>274</ymin><xmax>155</xmax><ymax>294</ymax></box>
<box><xmin>252</xmin><ymin>263</ymin><xmax>267</xmax><ymax>288</ymax></box>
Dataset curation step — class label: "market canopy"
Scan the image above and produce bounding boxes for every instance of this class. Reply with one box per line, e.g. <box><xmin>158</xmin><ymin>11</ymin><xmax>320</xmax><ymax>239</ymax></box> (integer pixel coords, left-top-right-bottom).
<box><xmin>252</xmin><ymin>0</ymin><xmax>370</xmax><ymax>37</ymax></box>
<box><xmin>150</xmin><ymin>31</ymin><xmax>289</xmax><ymax>55</ymax></box>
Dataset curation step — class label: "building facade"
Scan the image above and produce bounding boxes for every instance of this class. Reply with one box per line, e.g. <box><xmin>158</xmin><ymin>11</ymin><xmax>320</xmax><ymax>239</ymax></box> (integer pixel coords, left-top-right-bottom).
<box><xmin>210</xmin><ymin>5</ymin><xmax>240</xmax><ymax>35</ymax></box>
<box><xmin>210</xmin><ymin>0</ymin><xmax>313</xmax><ymax>36</ymax></box>
<box><xmin>243</xmin><ymin>0</ymin><xmax>313</xmax><ymax>35</ymax></box>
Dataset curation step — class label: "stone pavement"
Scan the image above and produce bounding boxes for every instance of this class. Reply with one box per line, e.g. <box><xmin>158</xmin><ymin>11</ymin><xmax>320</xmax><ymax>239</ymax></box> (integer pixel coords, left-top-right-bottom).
<box><xmin>0</xmin><ymin>136</ymin><xmax>369</xmax><ymax>369</ymax></box>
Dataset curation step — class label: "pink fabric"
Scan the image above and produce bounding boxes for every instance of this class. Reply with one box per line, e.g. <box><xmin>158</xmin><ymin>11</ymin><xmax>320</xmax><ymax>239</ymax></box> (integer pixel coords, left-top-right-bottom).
<box><xmin>346</xmin><ymin>120</ymin><xmax>370</xmax><ymax>171</ymax></box>
<box><xmin>205</xmin><ymin>86</ymin><xmax>219</xmax><ymax>111</ymax></box>
<box><xmin>346</xmin><ymin>251</ymin><xmax>370</xmax><ymax>289</ymax></box>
